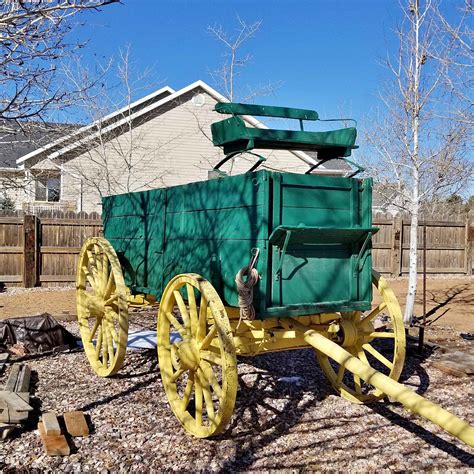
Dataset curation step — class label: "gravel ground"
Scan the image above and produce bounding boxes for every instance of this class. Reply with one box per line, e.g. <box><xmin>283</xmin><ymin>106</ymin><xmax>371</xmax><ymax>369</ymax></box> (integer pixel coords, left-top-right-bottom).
<box><xmin>0</xmin><ymin>317</ymin><xmax>473</xmax><ymax>472</ymax></box>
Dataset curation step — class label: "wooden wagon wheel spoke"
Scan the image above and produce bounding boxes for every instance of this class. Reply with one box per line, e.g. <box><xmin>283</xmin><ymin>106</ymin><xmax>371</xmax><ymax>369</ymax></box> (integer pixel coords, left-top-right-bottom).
<box><xmin>361</xmin><ymin>331</ymin><xmax>396</xmax><ymax>339</ymax></box>
<box><xmin>104</xmin><ymin>293</ymin><xmax>118</xmax><ymax>306</ymax></box>
<box><xmin>198</xmin><ymin>369</ymin><xmax>216</xmax><ymax>424</ymax></box>
<box><xmin>200</xmin><ymin>360</ymin><xmax>223</xmax><ymax>397</ymax></box>
<box><xmin>170</xmin><ymin>368</ymin><xmax>185</xmax><ymax>383</ymax></box>
<box><xmin>88</xmin><ymin>318</ymin><xmax>101</xmax><ymax>342</ymax></box>
<box><xmin>174</xmin><ymin>291</ymin><xmax>191</xmax><ymax>332</ymax></box>
<box><xmin>362</xmin><ymin>343</ymin><xmax>394</xmax><ymax>370</ymax></box>
<box><xmin>358</xmin><ymin>302</ymin><xmax>387</xmax><ymax>325</ymax></box>
<box><xmin>104</xmin><ymin>271</ymin><xmax>114</xmax><ymax>299</ymax></box>
<box><xmin>336</xmin><ymin>364</ymin><xmax>345</xmax><ymax>385</ymax></box>
<box><xmin>186</xmin><ymin>283</ymin><xmax>199</xmax><ymax>336</ymax></box>
<box><xmin>200</xmin><ymin>350</ymin><xmax>223</xmax><ymax>366</ymax></box>
<box><xmin>199</xmin><ymin>325</ymin><xmax>217</xmax><ymax>350</ymax></box>
<box><xmin>77</xmin><ymin>237</ymin><xmax>129</xmax><ymax>377</ymax></box>
<box><xmin>316</xmin><ymin>270</ymin><xmax>406</xmax><ymax>404</ymax></box>
<box><xmin>197</xmin><ymin>298</ymin><xmax>208</xmax><ymax>341</ymax></box>
<box><xmin>170</xmin><ymin>345</ymin><xmax>181</xmax><ymax>371</ymax></box>
<box><xmin>102</xmin><ymin>322</ymin><xmax>109</xmax><ymax>367</ymax></box>
<box><xmin>181</xmin><ymin>373</ymin><xmax>195</xmax><ymax>411</ymax></box>
<box><xmin>194</xmin><ymin>375</ymin><xmax>203</xmax><ymax>427</ymax></box>
<box><xmin>165</xmin><ymin>312</ymin><xmax>186</xmax><ymax>337</ymax></box>
<box><xmin>94</xmin><ymin>326</ymin><xmax>103</xmax><ymax>359</ymax></box>
<box><xmin>158</xmin><ymin>273</ymin><xmax>237</xmax><ymax>438</ymax></box>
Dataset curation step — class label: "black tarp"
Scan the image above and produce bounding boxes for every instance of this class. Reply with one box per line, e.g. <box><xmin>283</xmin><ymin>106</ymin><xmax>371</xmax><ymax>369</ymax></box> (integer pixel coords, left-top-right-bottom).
<box><xmin>0</xmin><ymin>313</ymin><xmax>77</xmax><ymax>353</ymax></box>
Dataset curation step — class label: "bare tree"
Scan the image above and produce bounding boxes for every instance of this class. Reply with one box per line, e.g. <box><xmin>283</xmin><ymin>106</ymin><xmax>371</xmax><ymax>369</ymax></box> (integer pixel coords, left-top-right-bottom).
<box><xmin>57</xmin><ymin>47</ymin><xmax>178</xmax><ymax>201</ymax></box>
<box><xmin>364</xmin><ymin>0</ymin><xmax>472</xmax><ymax>324</ymax></box>
<box><xmin>434</xmin><ymin>0</ymin><xmax>473</xmax><ymax>126</ymax></box>
<box><xmin>208</xmin><ymin>16</ymin><xmax>282</xmax><ymax>102</ymax></box>
<box><xmin>0</xmin><ymin>0</ymin><xmax>119</xmax><ymax>128</ymax></box>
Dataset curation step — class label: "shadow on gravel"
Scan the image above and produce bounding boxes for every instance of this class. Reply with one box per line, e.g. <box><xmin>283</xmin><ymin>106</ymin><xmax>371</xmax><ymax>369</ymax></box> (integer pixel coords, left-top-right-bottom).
<box><xmin>218</xmin><ymin>344</ymin><xmax>473</xmax><ymax>471</ymax></box>
<box><xmin>78</xmin><ymin>374</ymin><xmax>160</xmax><ymax>413</ymax></box>
<box><xmin>397</xmin><ymin>341</ymin><xmax>436</xmax><ymax>395</ymax></box>
<box><xmin>115</xmin><ymin>348</ymin><xmax>158</xmax><ymax>379</ymax></box>
<box><xmin>218</xmin><ymin>349</ymin><xmax>335</xmax><ymax>471</ymax></box>
<box><xmin>369</xmin><ymin>403</ymin><xmax>474</xmax><ymax>467</ymax></box>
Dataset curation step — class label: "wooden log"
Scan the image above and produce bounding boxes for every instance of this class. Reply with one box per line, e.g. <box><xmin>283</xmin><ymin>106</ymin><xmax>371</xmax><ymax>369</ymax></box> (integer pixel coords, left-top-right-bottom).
<box><xmin>0</xmin><ymin>391</ymin><xmax>33</xmax><ymax>412</ymax></box>
<box><xmin>41</xmin><ymin>412</ymin><xmax>61</xmax><ymax>436</ymax></box>
<box><xmin>4</xmin><ymin>365</ymin><xmax>21</xmax><ymax>392</ymax></box>
<box><xmin>0</xmin><ymin>407</ymin><xmax>29</xmax><ymax>424</ymax></box>
<box><xmin>15</xmin><ymin>365</ymin><xmax>31</xmax><ymax>393</ymax></box>
<box><xmin>64</xmin><ymin>411</ymin><xmax>89</xmax><ymax>437</ymax></box>
<box><xmin>37</xmin><ymin>421</ymin><xmax>70</xmax><ymax>456</ymax></box>
<box><xmin>431</xmin><ymin>360</ymin><xmax>469</xmax><ymax>378</ymax></box>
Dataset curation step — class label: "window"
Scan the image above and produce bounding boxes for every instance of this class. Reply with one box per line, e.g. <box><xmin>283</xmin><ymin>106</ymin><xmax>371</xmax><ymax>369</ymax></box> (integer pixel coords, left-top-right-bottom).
<box><xmin>35</xmin><ymin>175</ymin><xmax>60</xmax><ymax>202</ymax></box>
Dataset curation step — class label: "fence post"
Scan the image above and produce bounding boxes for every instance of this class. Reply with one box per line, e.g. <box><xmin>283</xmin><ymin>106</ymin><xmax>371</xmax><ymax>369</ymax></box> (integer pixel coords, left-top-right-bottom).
<box><xmin>23</xmin><ymin>214</ymin><xmax>38</xmax><ymax>287</ymax></box>
<box><xmin>391</xmin><ymin>216</ymin><xmax>402</xmax><ymax>277</ymax></box>
<box><xmin>466</xmin><ymin>210</ymin><xmax>473</xmax><ymax>276</ymax></box>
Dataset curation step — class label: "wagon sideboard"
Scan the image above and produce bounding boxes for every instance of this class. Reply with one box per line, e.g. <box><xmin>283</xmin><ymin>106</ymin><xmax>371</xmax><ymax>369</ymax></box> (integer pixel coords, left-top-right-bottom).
<box><xmin>102</xmin><ymin>170</ymin><xmax>375</xmax><ymax>318</ymax></box>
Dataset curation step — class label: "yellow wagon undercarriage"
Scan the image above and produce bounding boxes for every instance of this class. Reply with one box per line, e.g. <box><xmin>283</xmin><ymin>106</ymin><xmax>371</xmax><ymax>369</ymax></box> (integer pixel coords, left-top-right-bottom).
<box><xmin>76</xmin><ymin>237</ymin><xmax>474</xmax><ymax>446</ymax></box>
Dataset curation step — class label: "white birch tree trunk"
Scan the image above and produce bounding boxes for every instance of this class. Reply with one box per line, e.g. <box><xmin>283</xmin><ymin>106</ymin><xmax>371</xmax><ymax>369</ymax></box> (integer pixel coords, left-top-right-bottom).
<box><xmin>404</xmin><ymin>182</ymin><xmax>419</xmax><ymax>324</ymax></box>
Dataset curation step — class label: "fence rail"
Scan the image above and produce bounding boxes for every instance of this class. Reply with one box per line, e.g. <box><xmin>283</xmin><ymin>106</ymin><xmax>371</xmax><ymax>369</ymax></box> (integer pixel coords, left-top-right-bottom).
<box><xmin>0</xmin><ymin>210</ymin><xmax>472</xmax><ymax>287</ymax></box>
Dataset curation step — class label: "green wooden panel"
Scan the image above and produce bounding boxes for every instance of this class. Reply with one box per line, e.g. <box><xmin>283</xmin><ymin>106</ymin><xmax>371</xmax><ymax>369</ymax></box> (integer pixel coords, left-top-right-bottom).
<box><xmin>274</xmin><ymin>245</ymin><xmax>353</xmax><ymax>306</ymax></box>
<box><xmin>166</xmin><ymin>173</ymin><xmax>265</xmax><ymax>212</ymax></box>
<box><xmin>215</xmin><ymin>102</ymin><xmax>319</xmax><ymax>120</ymax></box>
<box><xmin>165</xmin><ymin>207</ymin><xmax>266</xmax><ymax>241</ymax></box>
<box><xmin>101</xmin><ymin>170</ymin><xmax>374</xmax><ymax>318</ymax></box>
<box><xmin>211</xmin><ymin>116</ymin><xmax>357</xmax><ymax>157</ymax></box>
<box><xmin>103</xmin><ymin>188</ymin><xmax>166</xmax><ymax>290</ymax></box>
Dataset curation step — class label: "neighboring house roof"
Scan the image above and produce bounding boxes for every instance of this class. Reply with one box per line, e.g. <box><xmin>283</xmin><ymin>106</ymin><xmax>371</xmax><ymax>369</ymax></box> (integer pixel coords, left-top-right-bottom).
<box><xmin>15</xmin><ymin>85</ymin><xmax>174</xmax><ymax>167</ymax></box>
<box><xmin>305</xmin><ymin>152</ymin><xmax>352</xmax><ymax>171</ymax></box>
<box><xmin>0</xmin><ymin>121</ymin><xmax>77</xmax><ymax>168</ymax></box>
<box><xmin>15</xmin><ymin>80</ymin><xmax>351</xmax><ymax>174</ymax></box>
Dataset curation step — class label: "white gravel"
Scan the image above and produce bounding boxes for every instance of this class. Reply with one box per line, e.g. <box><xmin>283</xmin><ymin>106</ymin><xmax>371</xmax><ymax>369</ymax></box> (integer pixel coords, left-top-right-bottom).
<box><xmin>0</xmin><ymin>319</ymin><xmax>473</xmax><ymax>472</ymax></box>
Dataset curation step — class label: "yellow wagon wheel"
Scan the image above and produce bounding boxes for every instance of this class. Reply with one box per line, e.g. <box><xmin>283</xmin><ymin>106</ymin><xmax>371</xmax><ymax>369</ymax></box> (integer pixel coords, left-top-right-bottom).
<box><xmin>316</xmin><ymin>270</ymin><xmax>406</xmax><ymax>404</ymax></box>
<box><xmin>76</xmin><ymin>237</ymin><xmax>129</xmax><ymax>377</ymax></box>
<box><xmin>158</xmin><ymin>273</ymin><xmax>237</xmax><ymax>438</ymax></box>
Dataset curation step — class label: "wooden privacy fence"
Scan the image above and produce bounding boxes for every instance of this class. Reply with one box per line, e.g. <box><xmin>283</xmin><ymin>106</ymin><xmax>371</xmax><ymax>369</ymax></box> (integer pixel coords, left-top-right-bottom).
<box><xmin>0</xmin><ymin>210</ymin><xmax>102</xmax><ymax>287</ymax></box>
<box><xmin>372</xmin><ymin>213</ymin><xmax>473</xmax><ymax>276</ymax></box>
<box><xmin>0</xmin><ymin>210</ymin><xmax>473</xmax><ymax>287</ymax></box>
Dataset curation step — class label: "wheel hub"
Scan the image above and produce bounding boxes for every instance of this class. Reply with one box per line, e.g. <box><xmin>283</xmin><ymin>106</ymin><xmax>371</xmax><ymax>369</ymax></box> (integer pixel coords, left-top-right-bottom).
<box><xmin>87</xmin><ymin>296</ymin><xmax>105</xmax><ymax>318</ymax></box>
<box><xmin>340</xmin><ymin>319</ymin><xmax>358</xmax><ymax>347</ymax></box>
<box><xmin>177</xmin><ymin>339</ymin><xmax>201</xmax><ymax>370</ymax></box>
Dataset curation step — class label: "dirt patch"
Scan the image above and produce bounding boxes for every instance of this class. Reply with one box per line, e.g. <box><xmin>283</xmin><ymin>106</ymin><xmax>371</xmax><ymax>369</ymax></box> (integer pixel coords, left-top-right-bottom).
<box><xmin>0</xmin><ymin>288</ymin><xmax>76</xmax><ymax>321</ymax></box>
<box><xmin>384</xmin><ymin>276</ymin><xmax>474</xmax><ymax>333</ymax></box>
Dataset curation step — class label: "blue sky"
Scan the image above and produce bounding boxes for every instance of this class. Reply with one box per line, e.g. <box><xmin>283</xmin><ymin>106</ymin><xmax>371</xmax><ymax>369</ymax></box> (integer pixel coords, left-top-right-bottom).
<box><xmin>73</xmin><ymin>0</ymin><xmax>402</xmax><ymax>120</ymax></box>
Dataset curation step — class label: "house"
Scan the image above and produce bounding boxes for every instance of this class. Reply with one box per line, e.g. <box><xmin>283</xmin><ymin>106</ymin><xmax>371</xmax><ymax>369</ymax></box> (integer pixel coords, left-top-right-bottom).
<box><xmin>3</xmin><ymin>80</ymin><xmax>353</xmax><ymax>214</ymax></box>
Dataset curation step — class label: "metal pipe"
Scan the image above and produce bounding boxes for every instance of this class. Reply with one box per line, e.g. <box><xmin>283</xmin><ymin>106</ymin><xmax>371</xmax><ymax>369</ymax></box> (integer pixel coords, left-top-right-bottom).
<box><xmin>285</xmin><ymin>318</ymin><xmax>474</xmax><ymax>448</ymax></box>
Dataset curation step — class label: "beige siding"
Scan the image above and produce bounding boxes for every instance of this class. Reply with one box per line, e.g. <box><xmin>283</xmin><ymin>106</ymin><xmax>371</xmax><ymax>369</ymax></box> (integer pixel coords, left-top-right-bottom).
<box><xmin>37</xmin><ymin>88</ymin><xmax>310</xmax><ymax>213</ymax></box>
<box><xmin>1</xmin><ymin>172</ymin><xmax>28</xmax><ymax>210</ymax></box>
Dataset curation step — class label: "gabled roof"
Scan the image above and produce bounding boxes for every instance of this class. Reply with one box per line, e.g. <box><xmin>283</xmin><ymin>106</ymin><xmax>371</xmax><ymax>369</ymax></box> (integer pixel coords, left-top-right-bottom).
<box><xmin>0</xmin><ymin>121</ymin><xmax>78</xmax><ymax>168</ymax></box>
<box><xmin>16</xmin><ymin>85</ymin><xmax>174</xmax><ymax>166</ymax></box>
<box><xmin>16</xmin><ymin>80</ymin><xmax>345</xmax><ymax>174</ymax></box>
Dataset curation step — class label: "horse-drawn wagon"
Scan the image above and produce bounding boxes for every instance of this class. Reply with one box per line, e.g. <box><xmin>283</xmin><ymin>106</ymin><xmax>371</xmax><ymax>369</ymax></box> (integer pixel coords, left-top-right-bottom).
<box><xmin>76</xmin><ymin>103</ymin><xmax>473</xmax><ymax>445</ymax></box>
